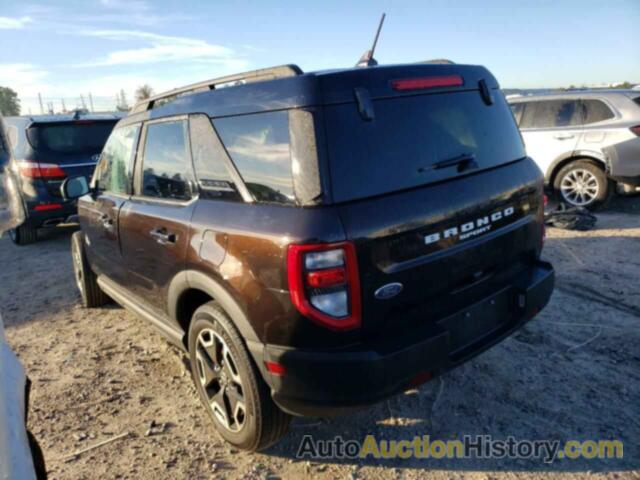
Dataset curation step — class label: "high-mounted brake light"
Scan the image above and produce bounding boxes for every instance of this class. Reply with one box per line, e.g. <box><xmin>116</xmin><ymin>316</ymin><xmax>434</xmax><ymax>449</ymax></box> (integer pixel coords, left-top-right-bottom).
<box><xmin>287</xmin><ymin>242</ymin><xmax>361</xmax><ymax>331</ymax></box>
<box><xmin>391</xmin><ymin>75</ymin><xmax>464</xmax><ymax>91</ymax></box>
<box><xmin>630</xmin><ymin>125</ymin><xmax>640</xmax><ymax>137</ymax></box>
<box><xmin>17</xmin><ymin>161</ymin><xmax>66</xmax><ymax>179</ymax></box>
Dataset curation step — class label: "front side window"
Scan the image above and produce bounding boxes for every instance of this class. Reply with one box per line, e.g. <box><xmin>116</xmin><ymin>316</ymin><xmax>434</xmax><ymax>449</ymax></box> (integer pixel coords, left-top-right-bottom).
<box><xmin>214</xmin><ymin>111</ymin><xmax>294</xmax><ymax>205</ymax></box>
<box><xmin>581</xmin><ymin>100</ymin><xmax>615</xmax><ymax>124</ymax></box>
<box><xmin>96</xmin><ymin>124</ymin><xmax>140</xmax><ymax>195</ymax></box>
<box><xmin>520</xmin><ymin>100</ymin><xmax>581</xmax><ymax>128</ymax></box>
<box><xmin>141</xmin><ymin>120</ymin><xmax>194</xmax><ymax>201</ymax></box>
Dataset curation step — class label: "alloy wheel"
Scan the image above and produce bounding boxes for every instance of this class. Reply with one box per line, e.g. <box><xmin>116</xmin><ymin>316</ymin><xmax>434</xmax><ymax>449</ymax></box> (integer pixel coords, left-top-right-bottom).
<box><xmin>195</xmin><ymin>328</ymin><xmax>247</xmax><ymax>433</ymax></box>
<box><xmin>560</xmin><ymin>168</ymin><xmax>600</xmax><ymax>207</ymax></box>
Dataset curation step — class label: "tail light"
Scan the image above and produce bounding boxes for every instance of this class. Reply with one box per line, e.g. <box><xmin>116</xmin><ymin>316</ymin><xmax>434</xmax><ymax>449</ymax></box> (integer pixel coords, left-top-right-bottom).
<box><xmin>630</xmin><ymin>125</ymin><xmax>640</xmax><ymax>137</ymax></box>
<box><xmin>391</xmin><ymin>75</ymin><xmax>463</xmax><ymax>91</ymax></box>
<box><xmin>287</xmin><ymin>242</ymin><xmax>361</xmax><ymax>330</ymax></box>
<box><xmin>17</xmin><ymin>161</ymin><xmax>66</xmax><ymax>179</ymax></box>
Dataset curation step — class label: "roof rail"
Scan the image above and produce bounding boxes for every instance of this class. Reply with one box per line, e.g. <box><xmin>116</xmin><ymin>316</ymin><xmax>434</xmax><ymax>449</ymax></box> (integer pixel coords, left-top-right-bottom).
<box><xmin>131</xmin><ymin>64</ymin><xmax>303</xmax><ymax>114</ymax></box>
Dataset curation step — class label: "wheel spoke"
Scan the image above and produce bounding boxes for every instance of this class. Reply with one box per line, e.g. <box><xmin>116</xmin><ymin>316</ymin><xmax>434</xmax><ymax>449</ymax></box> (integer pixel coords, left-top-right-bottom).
<box><xmin>195</xmin><ymin>348</ymin><xmax>218</xmax><ymax>389</ymax></box>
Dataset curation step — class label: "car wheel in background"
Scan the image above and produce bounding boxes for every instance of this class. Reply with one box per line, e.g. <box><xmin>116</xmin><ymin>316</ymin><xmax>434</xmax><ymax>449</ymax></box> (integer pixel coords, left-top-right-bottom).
<box><xmin>71</xmin><ymin>231</ymin><xmax>109</xmax><ymax>308</ymax></box>
<box><xmin>554</xmin><ymin>160</ymin><xmax>610</xmax><ymax>209</ymax></box>
<box><xmin>188</xmin><ymin>301</ymin><xmax>291</xmax><ymax>451</ymax></box>
<box><xmin>9</xmin><ymin>222</ymin><xmax>37</xmax><ymax>245</ymax></box>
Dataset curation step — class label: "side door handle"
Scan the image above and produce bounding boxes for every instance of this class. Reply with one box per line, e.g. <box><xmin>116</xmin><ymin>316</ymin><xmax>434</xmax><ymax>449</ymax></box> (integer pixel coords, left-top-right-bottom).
<box><xmin>150</xmin><ymin>228</ymin><xmax>177</xmax><ymax>245</ymax></box>
<box><xmin>553</xmin><ymin>133</ymin><xmax>575</xmax><ymax>140</ymax></box>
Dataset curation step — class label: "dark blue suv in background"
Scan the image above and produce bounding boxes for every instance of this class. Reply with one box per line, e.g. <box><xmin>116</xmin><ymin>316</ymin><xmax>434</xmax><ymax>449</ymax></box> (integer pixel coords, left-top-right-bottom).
<box><xmin>4</xmin><ymin>111</ymin><xmax>121</xmax><ymax>244</ymax></box>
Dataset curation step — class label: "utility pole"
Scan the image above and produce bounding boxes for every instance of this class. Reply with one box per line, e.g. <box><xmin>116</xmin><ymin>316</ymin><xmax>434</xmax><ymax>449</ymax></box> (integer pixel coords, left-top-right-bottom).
<box><xmin>88</xmin><ymin>92</ymin><xmax>95</xmax><ymax>112</ymax></box>
<box><xmin>61</xmin><ymin>98</ymin><xmax>66</xmax><ymax>113</ymax></box>
<box><xmin>38</xmin><ymin>93</ymin><xmax>44</xmax><ymax>114</ymax></box>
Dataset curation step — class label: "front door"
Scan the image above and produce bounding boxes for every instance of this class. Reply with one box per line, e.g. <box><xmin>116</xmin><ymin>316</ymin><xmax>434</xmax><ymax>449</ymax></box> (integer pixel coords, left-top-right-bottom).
<box><xmin>79</xmin><ymin>123</ymin><xmax>140</xmax><ymax>284</ymax></box>
<box><xmin>518</xmin><ymin>99</ymin><xmax>582</xmax><ymax>175</ymax></box>
<box><xmin>119</xmin><ymin>117</ymin><xmax>196</xmax><ymax>314</ymax></box>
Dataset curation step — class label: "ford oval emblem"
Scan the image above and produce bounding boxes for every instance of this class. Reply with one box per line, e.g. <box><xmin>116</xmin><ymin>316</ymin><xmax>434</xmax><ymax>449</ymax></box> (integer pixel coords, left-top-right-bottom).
<box><xmin>374</xmin><ymin>282</ymin><xmax>403</xmax><ymax>300</ymax></box>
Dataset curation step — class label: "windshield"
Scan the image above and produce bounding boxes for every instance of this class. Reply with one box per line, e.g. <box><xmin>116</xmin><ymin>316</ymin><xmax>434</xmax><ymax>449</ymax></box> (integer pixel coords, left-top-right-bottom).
<box><xmin>325</xmin><ymin>91</ymin><xmax>526</xmax><ymax>203</ymax></box>
<box><xmin>27</xmin><ymin>121</ymin><xmax>117</xmax><ymax>155</ymax></box>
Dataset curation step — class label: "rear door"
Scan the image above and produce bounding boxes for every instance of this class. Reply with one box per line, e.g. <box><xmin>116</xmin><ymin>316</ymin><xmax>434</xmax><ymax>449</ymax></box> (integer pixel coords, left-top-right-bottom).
<box><xmin>118</xmin><ymin>117</ymin><xmax>196</xmax><ymax>314</ymax></box>
<box><xmin>79</xmin><ymin>123</ymin><xmax>140</xmax><ymax>283</ymax></box>
<box><xmin>518</xmin><ymin>99</ymin><xmax>582</xmax><ymax>174</ymax></box>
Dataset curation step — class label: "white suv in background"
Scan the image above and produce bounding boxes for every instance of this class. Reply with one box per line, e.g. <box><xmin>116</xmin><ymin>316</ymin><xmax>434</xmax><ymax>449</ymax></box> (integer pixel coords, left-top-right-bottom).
<box><xmin>509</xmin><ymin>91</ymin><xmax>640</xmax><ymax>208</ymax></box>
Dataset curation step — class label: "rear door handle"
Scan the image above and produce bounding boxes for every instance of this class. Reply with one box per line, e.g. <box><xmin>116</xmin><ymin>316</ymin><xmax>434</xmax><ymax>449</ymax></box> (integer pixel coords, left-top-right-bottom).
<box><xmin>553</xmin><ymin>134</ymin><xmax>575</xmax><ymax>140</ymax></box>
<box><xmin>150</xmin><ymin>228</ymin><xmax>177</xmax><ymax>245</ymax></box>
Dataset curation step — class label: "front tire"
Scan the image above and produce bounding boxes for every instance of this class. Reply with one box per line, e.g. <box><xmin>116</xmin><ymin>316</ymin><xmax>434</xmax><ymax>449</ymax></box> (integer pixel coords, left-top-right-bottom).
<box><xmin>71</xmin><ymin>231</ymin><xmax>109</xmax><ymax>308</ymax></box>
<box><xmin>188</xmin><ymin>301</ymin><xmax>291</xmax><ymax>451</ymax></box>
<box><xmin>9</xmin><ymin>222</ymin><xmax>37</xmax><ymax>245</ymax></box>
<box><xmin>554</xmin><ymin>160</ymin><xmax>610</xmax><ymax>209</ymax></box>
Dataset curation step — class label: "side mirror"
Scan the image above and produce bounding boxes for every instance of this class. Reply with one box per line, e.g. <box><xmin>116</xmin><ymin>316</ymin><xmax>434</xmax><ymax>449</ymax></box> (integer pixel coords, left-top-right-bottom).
<box><xmin>61</xmin><ymin>176</ymin><xmax>90</xmax><ymax>200</ymax></box>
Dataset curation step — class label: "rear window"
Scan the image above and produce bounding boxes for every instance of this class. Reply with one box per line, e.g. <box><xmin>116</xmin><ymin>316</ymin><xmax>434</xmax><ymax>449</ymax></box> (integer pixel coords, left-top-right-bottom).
<box><xmin>325</xmin><ymin>91</ymin><xmax>525</xmax><ymax>203</ymax></box>
<box><xmin>582</xmin><ymin>100</ymin><xmax>615</xmax><ymax>124</ymax></box>
<box><xmin>27</xmin><ymin>121</ymin><xmax>117</xmax><ymax>155</ymax></box>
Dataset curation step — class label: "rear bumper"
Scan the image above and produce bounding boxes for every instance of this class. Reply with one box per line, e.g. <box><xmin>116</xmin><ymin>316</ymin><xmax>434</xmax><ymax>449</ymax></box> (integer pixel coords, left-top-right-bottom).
<box><xmin>262</xmin><ymin>261</ymin><xmax>554</xmax><ymax>417</ymax></box>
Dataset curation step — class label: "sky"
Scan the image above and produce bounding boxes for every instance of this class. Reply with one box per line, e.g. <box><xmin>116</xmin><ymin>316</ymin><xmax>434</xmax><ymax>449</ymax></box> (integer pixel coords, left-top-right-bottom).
<box><xmin>0</xmin><ymin>0</ymin><xmax>639</xmax><ymax>114</ymax></box>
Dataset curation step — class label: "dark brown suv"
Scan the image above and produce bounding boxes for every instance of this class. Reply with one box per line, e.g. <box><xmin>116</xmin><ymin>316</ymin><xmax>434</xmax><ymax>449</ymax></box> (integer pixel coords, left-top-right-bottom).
<box><xmin>62</xmin><ymin>63</ymin><xmax>554</xmax><ymax>450</ymax></box>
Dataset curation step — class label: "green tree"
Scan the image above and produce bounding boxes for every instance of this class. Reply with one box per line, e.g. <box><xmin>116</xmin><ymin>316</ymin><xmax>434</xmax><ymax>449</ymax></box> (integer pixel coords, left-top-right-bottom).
<box><xmin>0</xmin><ymin>87</ymin><xmax>20</xmax><ymax>116</ymax></box>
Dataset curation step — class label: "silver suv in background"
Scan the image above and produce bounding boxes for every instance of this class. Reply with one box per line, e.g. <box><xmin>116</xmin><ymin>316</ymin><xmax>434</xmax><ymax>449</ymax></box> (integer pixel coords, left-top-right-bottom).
<box><xmin>508</xmin><ymin>91</ymin><xmax>640</xmax><ymax>208</ymax></box>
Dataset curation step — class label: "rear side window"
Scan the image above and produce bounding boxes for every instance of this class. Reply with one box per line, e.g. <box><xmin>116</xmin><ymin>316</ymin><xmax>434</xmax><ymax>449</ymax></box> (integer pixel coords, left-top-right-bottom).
<box><xmin>214</xmin><ymin>111</ymin><xmax>294</xmax><ymax>205</ymax></box>
<box><xmin>520</xmin><ymin>100</ymin><xmax>581</xmax><ymax>128</ymax></box>
<box><xmin>141</xmin><ymin>120</ymin><xmax>194</xmax><ymax>201</ymax></box>
<box><xmin>582</xmin><ymin>100</ymin><xmax>615</xmax><ymax>124</ymax></box>
<box><xmin>96</xmin><ymin>124</ymin><xmax>140</xmax><ymax>195</ymax></box>
<box><xmin>325</xmin><ymin>91</ymin><xmax>525</xmax><ymax>203</ymax></box>
<box><xmin>633</xmin><ymin>96</ymin><xmax>640</xmax><ymax>108</ymax></box>
<box><xmin>27</xmin><ymin>122</ymin><xmax>117</xmax><ymax>155</ymax></box>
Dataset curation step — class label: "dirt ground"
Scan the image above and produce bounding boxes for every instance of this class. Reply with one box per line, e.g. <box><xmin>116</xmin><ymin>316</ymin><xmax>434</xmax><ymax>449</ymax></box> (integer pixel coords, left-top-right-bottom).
<box><xmin>1</xmin><ymin>197</ymin><xmax>638</xmax><ymax>480</ymax></box>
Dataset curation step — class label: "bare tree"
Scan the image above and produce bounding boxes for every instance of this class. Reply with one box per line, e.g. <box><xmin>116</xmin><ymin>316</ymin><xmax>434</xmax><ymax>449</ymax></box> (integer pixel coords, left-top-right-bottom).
<box><xmin>135</xmin><ymin>84</ymin><xmax>154</xmax><ymax>102</ymax></box>
<box><xmin>116</xmin><ymin>89</ymin><xmax>129</xmax><ymax>112</ymax></box>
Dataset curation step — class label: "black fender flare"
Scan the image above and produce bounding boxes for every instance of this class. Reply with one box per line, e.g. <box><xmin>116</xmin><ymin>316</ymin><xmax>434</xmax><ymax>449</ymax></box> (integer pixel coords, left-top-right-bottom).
<box><xmin>167</xmin><ymin>270</ymin><xmax>261</xmax><ymax>344</ymax></box>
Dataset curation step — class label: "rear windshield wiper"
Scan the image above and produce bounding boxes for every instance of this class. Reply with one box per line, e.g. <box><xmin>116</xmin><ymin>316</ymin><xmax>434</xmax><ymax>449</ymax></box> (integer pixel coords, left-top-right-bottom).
<box><xmin>418</xmin><ymin>153</ymin><xmax>478</xmax><ymax>174</ymax></box>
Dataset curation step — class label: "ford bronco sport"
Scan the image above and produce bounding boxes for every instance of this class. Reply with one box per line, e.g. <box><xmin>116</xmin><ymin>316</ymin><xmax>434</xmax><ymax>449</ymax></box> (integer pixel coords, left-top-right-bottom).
<box><xmin>62</xmin><ymin>63</ymin><xmax>555</xmax><ymax>451</ymax></box>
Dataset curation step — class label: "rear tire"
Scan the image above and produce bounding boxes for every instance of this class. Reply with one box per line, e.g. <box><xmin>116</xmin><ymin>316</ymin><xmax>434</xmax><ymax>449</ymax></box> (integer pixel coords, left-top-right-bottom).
<box><xmin>9</xmin><ymin>222</ymin><xmax>37</xmax><ymax>245</ymax></box>
<box><xmin>71</xmin><ymin>231</ymin><xmax>109</xmax><ymax>308</ymax></box>
<box><xmin>554</xmin><ymin>160</ymin><xmax>610</xmax><ymax>210</ymax></box>
<box><xmin>188</xmin><ymin>301</ymin><xmax>291</xmax><ymax>451</ymax></box>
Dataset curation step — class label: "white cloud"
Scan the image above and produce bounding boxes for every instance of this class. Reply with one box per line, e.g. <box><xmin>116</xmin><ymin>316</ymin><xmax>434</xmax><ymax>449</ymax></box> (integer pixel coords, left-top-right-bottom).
<box><xmin>0</xmin><ymin>64</ymin><xmax>49</xmax><ymax>95</ymax></box>
<box><xmin>0</xmin><ymin>16</ymin><xmax>33</xmax><ymax>29</ymax></box>
<box><xmin>75</xmin><ymin>30</ymin><xmax>248</xmax><ymax>70</ymax></box>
